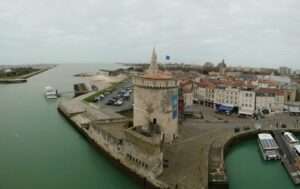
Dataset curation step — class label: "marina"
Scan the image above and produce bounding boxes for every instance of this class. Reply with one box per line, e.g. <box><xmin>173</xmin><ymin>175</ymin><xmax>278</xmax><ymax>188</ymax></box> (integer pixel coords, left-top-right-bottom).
<box><xmin>226</xmin><ymin>138</ymin><xmax>299</xmax><ymax>189</ymax></box>
<box><xmin>256</xmin><ymin>130</ymin><xmax>300</xmax><ymax>185</ymax></box>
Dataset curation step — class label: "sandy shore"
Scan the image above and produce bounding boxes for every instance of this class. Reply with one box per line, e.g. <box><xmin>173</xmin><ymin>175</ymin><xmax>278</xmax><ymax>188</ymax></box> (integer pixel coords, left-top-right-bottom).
<box><xmin>77</xmin><ymin>73</ymin><xmax>128</xmax><ymax>91</ymax></box>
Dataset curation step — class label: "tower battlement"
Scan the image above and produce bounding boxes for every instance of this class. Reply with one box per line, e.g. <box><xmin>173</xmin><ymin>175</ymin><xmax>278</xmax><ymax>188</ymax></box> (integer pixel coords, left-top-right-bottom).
<box><xmin>132</xmin><ymin>77</ymin><xmax>177</xmax><ymax>89</ymax></box>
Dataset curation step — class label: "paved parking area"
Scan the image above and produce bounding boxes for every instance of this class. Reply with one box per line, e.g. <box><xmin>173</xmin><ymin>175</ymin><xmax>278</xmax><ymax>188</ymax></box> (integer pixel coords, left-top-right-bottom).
<box><xmin>96</xmin><ymin>81</ymin><xmax>133</xmax><ymax>113</ymax></box>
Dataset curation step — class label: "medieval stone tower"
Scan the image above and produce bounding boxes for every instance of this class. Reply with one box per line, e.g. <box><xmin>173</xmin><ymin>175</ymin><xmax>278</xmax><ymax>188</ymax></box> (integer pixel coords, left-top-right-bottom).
<box><xmin>132</xmin><ymin>49</ymin><xmax>179</xmax><ymax>143</ymax></box>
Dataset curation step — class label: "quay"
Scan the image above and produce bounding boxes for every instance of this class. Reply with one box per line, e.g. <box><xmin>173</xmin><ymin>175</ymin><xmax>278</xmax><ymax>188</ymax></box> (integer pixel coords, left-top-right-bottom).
<box><xmin>272</xmin><ymin>130</ymin><xmax>300</xmax><ymax>185</ymax></box>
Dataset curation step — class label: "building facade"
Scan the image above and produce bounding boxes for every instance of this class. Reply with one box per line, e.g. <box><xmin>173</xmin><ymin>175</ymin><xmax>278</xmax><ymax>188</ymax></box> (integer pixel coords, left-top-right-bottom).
<box><xmin>255</xmin><ymin>88</ymin><xmax>284</xmax><ymax>112</ymax></box>
<box><xmin>279</xmin><ymin>67</ymin><xmax>291</xmax><ymax>76</ymax></box>
<box><xmin>214</xmin><ymin>86</ymin><xmax>239</xmax><ymax>107</ymax></box>
<box><xmin>238</xmin><ymin>90</ymin><xmax>256</xmax><ymax>116</ymax></box>
<box><xmin>194</xmin><ymin>80</ymin><xmax>215</xmax><ymax>108</ymax></box>
<box><xmin>179</xmin><ymin>80</ymin><xmax>194</xmax><ymax>107</ymax></box>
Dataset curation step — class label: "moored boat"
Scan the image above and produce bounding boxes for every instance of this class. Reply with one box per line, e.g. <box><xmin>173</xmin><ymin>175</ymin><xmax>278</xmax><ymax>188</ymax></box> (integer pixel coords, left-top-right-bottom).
<box><xmin>258</xmin><ymin>133</ymin><xmax>280</xmax><ymax>160</ymax></box>
<box><xmin>44</xmin><ymin>86</ymin><xmax>58</xmax><ymax>99</ymax></box>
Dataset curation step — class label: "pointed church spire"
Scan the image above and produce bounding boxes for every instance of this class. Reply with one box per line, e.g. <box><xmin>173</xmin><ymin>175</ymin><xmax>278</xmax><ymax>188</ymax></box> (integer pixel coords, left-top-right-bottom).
<box><xmin>148</xmin><ymin>48</ymin><xmax>159</xmax><ymax>75</ymax></box>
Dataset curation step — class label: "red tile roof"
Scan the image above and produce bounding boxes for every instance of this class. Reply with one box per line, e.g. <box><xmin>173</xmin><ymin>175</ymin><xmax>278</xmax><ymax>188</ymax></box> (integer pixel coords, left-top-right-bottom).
<box><xmin>255</xmin><ymin>88</ymin><xmax>284</xmax><ymax>96</ymax></box>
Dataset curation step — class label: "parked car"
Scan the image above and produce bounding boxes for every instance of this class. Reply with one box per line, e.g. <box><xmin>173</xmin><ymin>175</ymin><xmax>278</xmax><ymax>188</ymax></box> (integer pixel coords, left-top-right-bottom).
<box><xmin>106</xmin><ymin>99</ymin><xmax>115</xmax><ymax>105</ymax></box>
<box><xmin>91</xmin><ymin>85</ymin><xmax>98</xmax><ymax>91</ymax></box>
<box><xmin>114</xmin><ymin>99</ymin><xmax>123</xmax><ymax>106</ymax></box>
<box><xmin>123</xmin><ymin>95</ymin><xmax>130</xmax><ymax>101</ymax></box>
<box><xmin>93</xmin><ymin>96</ymin><xmax>100</xmax><ymax>102</ymax></box>
<box><xmin>262</xmin><ymin>109</ymin><xmax>269</xmax><ymax>115</ymax></box>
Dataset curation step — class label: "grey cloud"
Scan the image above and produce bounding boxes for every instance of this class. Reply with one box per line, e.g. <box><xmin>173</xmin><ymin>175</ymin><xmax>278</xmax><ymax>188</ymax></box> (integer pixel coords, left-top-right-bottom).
<box><xmin>0</xmin><ymin>0</ymin><xmax>300</xmax><ymax>69</ymax></box>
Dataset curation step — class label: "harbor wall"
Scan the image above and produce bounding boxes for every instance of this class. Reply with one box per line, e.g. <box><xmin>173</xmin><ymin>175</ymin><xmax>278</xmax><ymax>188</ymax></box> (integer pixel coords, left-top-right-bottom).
<box><xmin>208</xmin><ymin>129</ymin><xmax>261</xmax><ymax>189</ymax></box>
<box><xmin>223</xmin><ymin>130</ymin><xmax>259</xmax><ymax>157</ymax></box>
<box><xmin>57</xmin><ymin>105</ymin><xmax>168</xmax><ymax>189</ymax></box>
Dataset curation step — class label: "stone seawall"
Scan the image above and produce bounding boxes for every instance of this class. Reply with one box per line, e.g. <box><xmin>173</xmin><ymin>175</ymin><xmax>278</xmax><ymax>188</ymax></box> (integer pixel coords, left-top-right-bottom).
<box><xmin>57</xmin><ymin>101</ymin><xmax>169</xmax><ymax>189</ymax></box>
<box><xmin>208</xmin><ymin>129</ymin><xmax>262</xmax><ymax>189</ymax></box>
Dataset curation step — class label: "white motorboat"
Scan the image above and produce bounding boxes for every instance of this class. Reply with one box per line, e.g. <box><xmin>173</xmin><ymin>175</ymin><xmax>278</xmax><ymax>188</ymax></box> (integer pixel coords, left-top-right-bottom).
<box><xmin>44</xmin><ymin>86</ymin><xmax>58</xmax><ymax>99</ymax></box>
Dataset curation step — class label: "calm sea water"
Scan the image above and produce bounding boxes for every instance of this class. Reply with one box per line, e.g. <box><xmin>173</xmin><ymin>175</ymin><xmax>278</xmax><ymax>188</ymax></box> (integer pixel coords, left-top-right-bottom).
<box><xmin>0</xmin><ymin>64</ymin><xmax>140</xmax><ymax>189</ymax></box>
<box><xmin>225</xmin><ymin>138</ymin><xmax>300</xmax><ymax>189</ymax></box>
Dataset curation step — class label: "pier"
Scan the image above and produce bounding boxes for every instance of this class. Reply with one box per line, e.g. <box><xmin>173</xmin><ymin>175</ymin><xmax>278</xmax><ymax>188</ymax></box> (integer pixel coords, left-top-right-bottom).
<box><xmin>272</xmin><ymin>130</ymin><xmax>300</xmax><ymax>185</ymax></box>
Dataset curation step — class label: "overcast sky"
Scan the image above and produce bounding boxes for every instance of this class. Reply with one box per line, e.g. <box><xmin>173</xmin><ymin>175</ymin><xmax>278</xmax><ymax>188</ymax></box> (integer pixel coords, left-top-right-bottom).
<box><xmin>0</xmin><ymin>0</ymin><xmax>300</xmax><ymax>69</ymax></box>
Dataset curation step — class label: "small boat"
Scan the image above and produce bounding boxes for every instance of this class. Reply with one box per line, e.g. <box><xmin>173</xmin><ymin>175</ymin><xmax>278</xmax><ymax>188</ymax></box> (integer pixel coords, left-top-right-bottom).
<box><xmin>44</xmin><ymin>86</ymin><xmax>58</xmax><ymax>99</ymax></box>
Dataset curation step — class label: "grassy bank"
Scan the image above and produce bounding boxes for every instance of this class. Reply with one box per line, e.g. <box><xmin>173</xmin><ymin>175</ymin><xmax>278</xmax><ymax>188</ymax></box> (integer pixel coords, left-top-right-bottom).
<box><xmin>0</xmin><ymin>67</ymin><xmax>39</xmax><ymax>79</ymax></box>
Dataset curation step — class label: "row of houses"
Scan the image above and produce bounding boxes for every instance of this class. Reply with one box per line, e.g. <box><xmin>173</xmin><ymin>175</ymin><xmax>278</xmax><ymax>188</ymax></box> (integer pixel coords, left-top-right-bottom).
<box><xmin>179</xmin><ymin>78</ymin><xmax>293</xmax><ymax>116</ymax></box>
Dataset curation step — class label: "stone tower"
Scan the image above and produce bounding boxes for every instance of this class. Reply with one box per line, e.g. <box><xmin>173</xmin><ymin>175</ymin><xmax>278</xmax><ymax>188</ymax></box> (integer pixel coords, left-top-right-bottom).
<box><xmin>132</xmin><ymin>49</ymin><xmax>179</xmax><ymax>143</ymax></box>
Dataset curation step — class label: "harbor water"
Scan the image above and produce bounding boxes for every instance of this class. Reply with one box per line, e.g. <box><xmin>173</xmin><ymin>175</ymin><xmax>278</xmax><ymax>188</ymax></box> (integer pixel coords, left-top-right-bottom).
<box><xmin>0</xmin><ymin>64</ymin><xmax>140</xmax><ymax>189</ymax></box>
<box><xmin>225</xmin><ymin>138</ymin><xmax>300</xmax><ymax>189</ymax></box>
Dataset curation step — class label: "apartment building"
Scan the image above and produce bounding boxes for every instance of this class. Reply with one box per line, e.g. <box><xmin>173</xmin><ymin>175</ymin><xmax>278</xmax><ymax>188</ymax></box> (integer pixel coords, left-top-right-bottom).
<box><xmin>238</xmin><ymin>90</ymin><xmax>256</xmax><ymax>116</ymax></box>
<box><xmin>179</xmin><ymin>80</ymin><xmax>194</xmax><ymax>107</ymax></box>
<box><xmin>214</xmin><ymin>86</ymin><xmax>239</xmax><ymax>113</ymax></box>
<box><xmin>194</xmin><ymin>80</ymin><xmax>215</xmax><ymax>108</ymax></box>
<box><xmin>255</xmin><ymin>88</ymin><xmax>285</xmax><ymax>112</ymax></box>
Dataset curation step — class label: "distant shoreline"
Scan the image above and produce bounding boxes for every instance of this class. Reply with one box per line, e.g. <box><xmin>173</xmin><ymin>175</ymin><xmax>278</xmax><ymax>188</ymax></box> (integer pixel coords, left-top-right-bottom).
<box><xmin>0</xmin><ymin>67</ymin><xmax>54</xmax><ymax>84</ymax></box>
